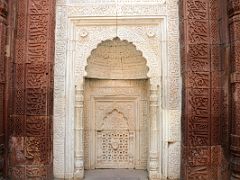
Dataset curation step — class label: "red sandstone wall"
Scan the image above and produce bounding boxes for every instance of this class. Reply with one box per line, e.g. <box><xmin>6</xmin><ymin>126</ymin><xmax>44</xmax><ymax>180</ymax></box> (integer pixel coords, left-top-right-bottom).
<box><xmin>8</xmin><ymin>0</ymin><xmax>55</xmax><ymax>179</ymax></box>
<box><xmin>228</xmin><ymin>0</ymin><xmax>240</xmax><ymax>179</ymax></box>
<box><xmin>1</xmin><ymin>0</ymin><xmax>238</xmax><ymax>179</ymax></box>
<box><xmin>0</xmin><ymin>0</ymin><xmax>7</xmax><ymax>177</ymax></box>
<box><xmin>180</xmin><ymin>0</ymin><xmax>227</xmax><ymax>179</ymax></box>
<box><xmin>219</xmin><ymin>0</ymin><xmax>231</xmax><ymax>179</ymax></box>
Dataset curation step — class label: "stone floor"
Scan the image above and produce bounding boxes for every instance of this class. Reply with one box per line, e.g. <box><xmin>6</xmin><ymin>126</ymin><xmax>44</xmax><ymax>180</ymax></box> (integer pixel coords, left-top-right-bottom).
<box><xmin>84</xmin><ymin>169</ymin><xmax>148</xmax><ymax>180</ymax></box>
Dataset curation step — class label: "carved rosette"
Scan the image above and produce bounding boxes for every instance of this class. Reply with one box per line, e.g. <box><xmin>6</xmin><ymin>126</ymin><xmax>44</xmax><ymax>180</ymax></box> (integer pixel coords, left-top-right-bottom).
<box><xmin>228</xmin><ymin>0</ymin><xmax>240</xmax><ymax>178</ymax></box>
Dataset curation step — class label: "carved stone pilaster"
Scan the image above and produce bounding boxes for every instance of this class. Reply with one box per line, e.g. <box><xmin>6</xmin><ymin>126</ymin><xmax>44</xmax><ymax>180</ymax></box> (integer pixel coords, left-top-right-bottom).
<box><xmin>228</xmin><ymin>0</ymin><xmax>240</xmax><ymax>179</ymax></box>
<box><xmin>74</xmin><ymin>85</ymin><xmax>84</xmax><ymax>179</ymax></box>
<box><xmin>148</xmin><ymin>85</ymin><xmax>159</xmax><ymax>179</ymax></box>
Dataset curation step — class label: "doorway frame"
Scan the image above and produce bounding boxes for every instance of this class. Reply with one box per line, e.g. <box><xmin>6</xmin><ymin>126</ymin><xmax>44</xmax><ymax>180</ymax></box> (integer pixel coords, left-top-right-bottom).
<box><xmin>54</xmin><ymin>3</ymin><xmax>181</xmax><ymax>178</ymax></box>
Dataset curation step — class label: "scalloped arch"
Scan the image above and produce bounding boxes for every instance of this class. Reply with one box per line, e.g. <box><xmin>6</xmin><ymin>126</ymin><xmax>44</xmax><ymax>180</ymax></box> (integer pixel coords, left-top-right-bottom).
<box><xmin>85</xmin><ymin>37</ymin><xmax>149</xmax><ymax>79</ymax></box>
<box><xmin>78</xmin><ymin>28</ymin><xmax>160</xmax><ymax>83</ymax></box>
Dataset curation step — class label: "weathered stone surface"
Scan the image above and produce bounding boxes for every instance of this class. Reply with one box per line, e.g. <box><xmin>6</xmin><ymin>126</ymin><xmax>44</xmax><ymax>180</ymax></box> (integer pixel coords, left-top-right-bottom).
<box><xmin>180</xmin><ymin>0</ymin><xmax>227</xmax><ymax>179</ymax></box>
<box><xmin>228</xmin><ymin>0</ymin><xmax>240</xmax><ymax>178</ymax></box>
<box><xmin>8</xmin><ymin>0</ymin><xmax>55</xmax><ymax>179</ymax></box>
<box><xmin>1</xmin><ymin>0</ymin><xmax>237</xmax><ymax>179</ymax></box>
<box><xmin>0</xmin><ymin>0</ymin><xmax>7</xmax><ymax>177</ymax></box>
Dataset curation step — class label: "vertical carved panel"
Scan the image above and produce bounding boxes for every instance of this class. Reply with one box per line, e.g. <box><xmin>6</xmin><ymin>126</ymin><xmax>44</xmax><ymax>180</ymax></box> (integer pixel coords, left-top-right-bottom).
<box><xmin>180</xmin><ymin>0</ymin><xmax>224</xmax><ymax>179</ymax></box>
<box><xmin>84</xmin><ymin>79</ymin><xmax>148</xmax><ymax>171</ymax></box>
<box><xmin>228</xmin><ymin>0</ymin><xmax>240</xmax><ymax>178</ymax></box>
<box><xmin>9</xmin><ymin>0</ymin><xmax>55</xmax><ymax>179</ymax></box>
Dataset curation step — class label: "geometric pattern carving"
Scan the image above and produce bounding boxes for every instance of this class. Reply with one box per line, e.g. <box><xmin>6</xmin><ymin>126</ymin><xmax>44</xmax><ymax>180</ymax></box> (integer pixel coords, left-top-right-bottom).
<box><xmin>9</xmin><ymin>167</ymin><xmax>26</xmax><ymax>180</ymax></box>
<box><xmin>97</xmin><ymin>131</ymin><xmax>130</xmax><ymax>167</ymax></box>
<box><xmin>12</xmin><ymin>116</ymin><xmax>25</xmax><ymax>136</ymax></box>
<box><xmin>84</xmin><ymin>79</ymin><xmax>147</xmax><ymax>170</ymax></box>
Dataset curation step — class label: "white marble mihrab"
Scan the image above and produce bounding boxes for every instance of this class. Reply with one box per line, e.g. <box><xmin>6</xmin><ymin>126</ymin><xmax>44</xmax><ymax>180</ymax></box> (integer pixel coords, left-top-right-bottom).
<box><xmin>54</xmin><ymin>0</ymin><xmax>181</xmax><ymax>179</ymax></box>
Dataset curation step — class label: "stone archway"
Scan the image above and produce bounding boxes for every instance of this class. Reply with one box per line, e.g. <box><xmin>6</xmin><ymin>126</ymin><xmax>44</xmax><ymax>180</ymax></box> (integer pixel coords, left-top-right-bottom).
<box><xmin>74</xmin><ymin>38</ymin><xmax>160</xmax><ymax>179</ymax></box>
<box><xmin>84</xmin><ymin>38</ymin><xmax>149</xmax><ymax>171</ymax></box>
<box><xmin>54</xmin><ymin>2</ymin><xmax>182</xmax><ymax>179</ymax></box>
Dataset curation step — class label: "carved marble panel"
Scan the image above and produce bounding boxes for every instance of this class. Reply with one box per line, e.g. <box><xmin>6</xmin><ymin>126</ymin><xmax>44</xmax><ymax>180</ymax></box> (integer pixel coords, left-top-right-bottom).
<box><xmin>84</xmin><ymin>79</ymin><xmax>148</xmax><ymax>170</ymax></box>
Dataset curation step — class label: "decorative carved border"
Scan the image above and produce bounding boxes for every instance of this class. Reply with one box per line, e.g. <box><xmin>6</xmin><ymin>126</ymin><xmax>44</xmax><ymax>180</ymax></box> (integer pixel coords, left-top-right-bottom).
<box><xmin>9</xmin><ymin>0</ymin><xmax>56</xmax><ymax>179</ymax></box>
<box><xmin>180</xmin><ymin>0</ymin><xmax>225</xmax><ymax>179</ymax></box>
